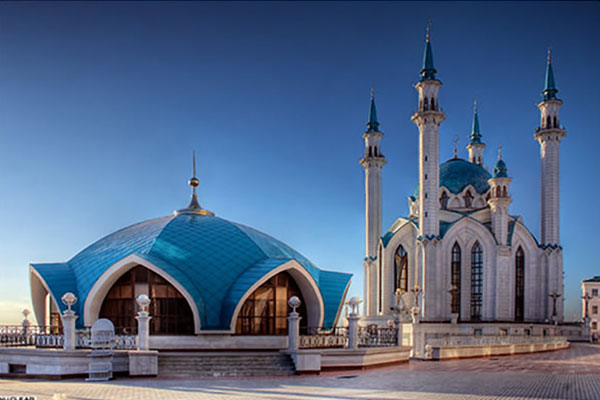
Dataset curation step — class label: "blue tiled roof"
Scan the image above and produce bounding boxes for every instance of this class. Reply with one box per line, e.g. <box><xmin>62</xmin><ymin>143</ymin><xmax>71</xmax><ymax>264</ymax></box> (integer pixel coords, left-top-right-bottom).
<box><xmin>31</xmin><ymin>214</ymin><xmax>351</xmax><ymax>330</ymax></box>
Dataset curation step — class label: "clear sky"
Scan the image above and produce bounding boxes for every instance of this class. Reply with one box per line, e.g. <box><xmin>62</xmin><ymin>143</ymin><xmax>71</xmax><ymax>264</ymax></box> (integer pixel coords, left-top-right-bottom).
<box><xmin>0</xmin><ymin>1</ymin><xmax>598</xmax><ymax>324</ymax></box>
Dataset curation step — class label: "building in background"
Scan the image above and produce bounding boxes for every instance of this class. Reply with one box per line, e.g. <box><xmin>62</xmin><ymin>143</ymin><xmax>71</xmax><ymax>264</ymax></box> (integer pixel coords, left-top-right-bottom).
<box><xmin>582</xmin><ymin>277</ymin><xmax>600</xmax><ymax>340</ymax></box>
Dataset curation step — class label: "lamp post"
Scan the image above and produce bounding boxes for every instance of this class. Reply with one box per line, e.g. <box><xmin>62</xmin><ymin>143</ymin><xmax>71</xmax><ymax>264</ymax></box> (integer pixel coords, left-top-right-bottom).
<box><xmin>61</xmin><ymin>292</ymin><xmax>78</xmax><ymax>351</ymax></box>
<box><xmin>287</xmin><ymin>296</ymin><xmax>302</xmax><ymax>352</ymax></box>
<box><xmin>549</xmin><ymin>290</ymin><xmax>561</xmax><ymax>325</ymax></box>
<box><xmin>410</xmin><ymin>285</ymin><xmax>422</xmax><ymax>324</ymax></box>
<box><xmin>582</xmin><ymin>292</ymin><xmax>592</xmax><ymax>320</ymax></box>
<box><xmin>393</xmin><ymin>289</ymin><xmax>406</xmax><ymax>345</ymax></box>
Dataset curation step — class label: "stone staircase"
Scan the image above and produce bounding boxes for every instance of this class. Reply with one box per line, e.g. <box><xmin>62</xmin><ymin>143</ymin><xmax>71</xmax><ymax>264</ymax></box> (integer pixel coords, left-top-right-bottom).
<box><xmin>157</xmin><ymin>351</ymin><xmax>296</xmax><ymax>378</ymax></box>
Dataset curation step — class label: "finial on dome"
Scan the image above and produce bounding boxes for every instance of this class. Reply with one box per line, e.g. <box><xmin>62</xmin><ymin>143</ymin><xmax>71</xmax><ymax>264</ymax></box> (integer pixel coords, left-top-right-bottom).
<box><xmin>547</xmin><ymin>43</ymin><xmax>552</xmax><ymax>64</ymax></box>
<box><xmin>174</xmin><ymin>152</ymin><xmax>215</xmax><ymax>217</ymax></box>
<box><xmin>474</xmin><ymin>97</ymin><xmax>478</xmax><ymax>114</ymax></box>
<box><xmin>453</xmin><ymin>136</ymin><xmax>459</xmax><ymax>158</ymax></box>
<box><xmin>498</xmin><ymin>144</ymin><xmax>503</xmax><ymax>160</ymax></box>
<box><xmin>426</xmin><ymin>20</ymin><xmax>431</xmax><ymax>43</ymax></box>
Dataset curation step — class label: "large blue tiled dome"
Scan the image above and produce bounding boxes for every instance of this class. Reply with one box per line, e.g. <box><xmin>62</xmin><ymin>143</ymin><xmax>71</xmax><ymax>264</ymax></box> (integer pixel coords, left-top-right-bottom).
<box><xmin>412</xmin><ymin>158</ymin><xmax>492</xmax><ymax>197</ymax></box>
<box><xmin>32</xmin><ymin>214</ymin><xmax>351</xmax><ymax>330</ymax></box>
<box><xmin>440</xmin><ymin>158</ymin><xmax>491</xmax><ymax>194</ymax></box>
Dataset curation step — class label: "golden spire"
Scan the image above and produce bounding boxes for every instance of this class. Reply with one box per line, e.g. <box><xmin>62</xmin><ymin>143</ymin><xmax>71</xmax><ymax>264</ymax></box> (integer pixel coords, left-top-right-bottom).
<box><xmin>174</xmin><ymin>151</ymin><xmax>215</xmax><ymax>216</ymax></box>
<box><xmin>498</xmin><ymin>144</ymin><xmax>503</xmax><ymax>160</ymax></box>
<box><xmin>547</xmin><ymin>43</ymin><xmax>552</xmax><ymax>64</ymax></box>
<box><xmin>370</xmin><ymin>87</ymin><xmax>375</xmax><ymax>101</ymax></box>
<box><xmin>474</xmin><ymin>97</ymin><xmax>478</xmax><ymax>113</ymax></box>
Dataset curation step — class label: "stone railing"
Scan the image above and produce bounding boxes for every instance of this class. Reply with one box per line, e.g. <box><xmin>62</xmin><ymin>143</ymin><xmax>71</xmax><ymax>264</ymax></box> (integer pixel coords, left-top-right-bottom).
<box><xmin>299</xmin><ymin>327</ymin><xmax>348</xmax><ymax>349</ymax></box>
<box><xmin>426</xmin><ymin>334</ymin><xmax>567</xmax><ymax>348</ymax></box>
<box><xmin>359</xmin><ymin>326</ymin><xmax>398</xmax><ymax>347</ymax></box>
<box><xmin>0</xmin><ymin>325</ymin><xmax>62</xmax><ymax>347</ymax></box>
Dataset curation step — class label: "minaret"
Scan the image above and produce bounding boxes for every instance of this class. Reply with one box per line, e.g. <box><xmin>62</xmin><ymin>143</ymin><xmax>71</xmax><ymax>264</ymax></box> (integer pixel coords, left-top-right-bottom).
<box><xmin>360</xmin><ymin>89</ymin><xmax>386</xmax><ymax>316</ymax></box>
<box><xmin>535</xmin><ymin>47</ymin><xmax>565</xmax><ymax>246</ymax></box>
<box><xmin>411</xmin><ymin>23</ymin><xmax>445</xmax><ymax>239</ymax></box>
<box><xmin>411</xmin><ymin>23</ymin><xmax>446</xmax><ymax>321</ymax></box>
<box><xmin>487</xmin><ymin>148</ymin><xmax>511</xmax><ymax>246</ymax></box>
<box><xmin>466</xmin><ymin>100</ymin><xmax>486</xmax><ymax>165</ymax></box>
<box><xmin>534</xmin><ymin>47</ymin><xmax>565</xmax><ymax>322</ymax></box>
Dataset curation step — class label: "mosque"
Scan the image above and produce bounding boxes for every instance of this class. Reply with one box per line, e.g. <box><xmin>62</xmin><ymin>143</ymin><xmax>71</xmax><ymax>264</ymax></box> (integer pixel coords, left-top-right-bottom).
<box><xmin>360</xmin><ymin>28</ymin><xmax>566</xmax><ymax>327</ymax></box>
<box><xmin>28</xmin><ymin>157</ymin><xmax>352</xmax><ymax>348</ymax></box>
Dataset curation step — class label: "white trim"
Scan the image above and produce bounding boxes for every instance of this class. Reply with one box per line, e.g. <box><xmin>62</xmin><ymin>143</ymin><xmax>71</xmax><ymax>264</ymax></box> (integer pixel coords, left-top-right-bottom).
<box><xmin>228</xmin><ymin>260</ymin><xmax>325</xmax><ymax>332</ymax></box>
<box><xmin>29</xmin><ymin>266</ymin><xmax>61</xmax><ymax>326</ymax></box>
<box><xmin>83</xmin><ymin>254</ymin><xmax>202</xmax><ymax>333</ymax></box>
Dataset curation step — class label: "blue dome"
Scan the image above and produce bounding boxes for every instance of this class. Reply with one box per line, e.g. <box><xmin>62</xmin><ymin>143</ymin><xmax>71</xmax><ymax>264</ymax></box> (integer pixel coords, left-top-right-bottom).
<box><xmin>413</xmin><ymin>158</ymin><xmax>492</xmax><ymax>196</ymax></box>
<box><xmin>440</xmin><ymin>158</ymin><xmax>491</xmax><ymax>194</ymax></box>
<box><xmin>493</xmin><ymin>158</ymin><xmax>508</xmax><ymax>178</ymax></box>
<box><xmin>32</xmin><ymin>214</ymin><xmax>351</xmax><ymax>330</ymax></box>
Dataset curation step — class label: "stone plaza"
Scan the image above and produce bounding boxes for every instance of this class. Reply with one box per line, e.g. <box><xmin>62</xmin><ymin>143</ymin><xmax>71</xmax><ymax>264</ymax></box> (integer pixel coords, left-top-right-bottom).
<box><xmin>0</xmin><ymin>343</ymin><xmax>599</xmax><ymax>400</ymax></box>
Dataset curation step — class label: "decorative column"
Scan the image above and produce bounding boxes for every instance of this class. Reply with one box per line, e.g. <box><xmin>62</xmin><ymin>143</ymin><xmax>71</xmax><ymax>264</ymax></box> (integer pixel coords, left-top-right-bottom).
<box><xmin>61</xmin><ymin>292</ymin><xmax>78</xmax><ymax>351</ymax></box>
<box><xmin>287</xmin><ymin>296</ymin><xmax>302</xmax><ymax>352</ymax></box>
<box><xmin>360</xmin><ymin>89</ymin><xmax>386</xmax><ymax>317</ymax></box>
<box><xmin>135</xmin><ymin>294</ymin><xmax>152</xmax><ymax>351</ymax></box>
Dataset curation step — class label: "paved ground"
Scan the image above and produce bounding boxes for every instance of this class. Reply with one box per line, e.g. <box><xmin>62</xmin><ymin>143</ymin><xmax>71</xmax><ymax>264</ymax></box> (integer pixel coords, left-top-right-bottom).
<box><xmin>1</xmin><ymin>343</ymin><xmax>599</xmax><ymax>400</ymax></box>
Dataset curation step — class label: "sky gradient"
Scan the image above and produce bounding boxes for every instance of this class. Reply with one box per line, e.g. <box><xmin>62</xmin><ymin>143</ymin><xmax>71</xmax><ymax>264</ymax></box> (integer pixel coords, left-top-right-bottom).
<box><xmin>0</xmin><ymin>2</ymin><xmax>598</xmax><ymax>324</ymax></box>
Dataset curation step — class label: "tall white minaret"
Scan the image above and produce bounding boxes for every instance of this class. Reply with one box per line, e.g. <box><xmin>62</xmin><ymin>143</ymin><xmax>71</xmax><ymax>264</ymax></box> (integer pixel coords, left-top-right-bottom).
<box><xmin>360</xmin><ymin>89</ymin><xmax>386</xmax><ymax>316</ymax></box>
<box><xmin>535</xmin><ymin>48</ymin><xmax>565</xmax><ymax>322</ymax></box>
<box><xmin>466</xmin><ymin>100</ymin><xmax>486</xmax><ymax>165</ymax></box>
<box><xmin>535</xmin><ymin>48</ymin><xmax>565</xmax><ymax>246</ymax></box>
<box><xmin>411</xmin><ymin>24</ymin><xmax>445</xmax><ymax>239</ymax></box>
<box><xmin>411</xmin><ymin>24</ymin><xmax>445</xmax><ymax>321</ymax></box>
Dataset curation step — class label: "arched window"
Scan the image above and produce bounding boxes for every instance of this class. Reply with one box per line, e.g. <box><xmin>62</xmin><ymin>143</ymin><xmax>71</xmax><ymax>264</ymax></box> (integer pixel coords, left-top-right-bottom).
<box><xmin>470</xmin><ymin>242</ymin><xmax>483</xmax><ymax>321</ymax></box>
<box><xmin>368</xmin><ymin>146</ymin><xmax>372</xmax><ymax>157</ymax></box>
<box><xmin>515</xmin><ymin>247</ymin><xmax>525</xmax><ymax>322</ymax></box>
<box><xmin>394</xmin><ymin>245</ymin><xmax>408</xmax><ymax>292</ymax></box>
<box><xmin>430</xmin><ymin>97</ymin><xmax>435</xmax><ymax>110</ymax></box>
<box><xmin>423</xmin><ymin>97</ymin><xmax>429</xmax><ymax>110</ymax></box>
<box><xmin>440</xmin><ymin>191</ymin><xmax>449</xmax><ymax>210</ymax></box>
<box><xmin>553</xmin><ymin>116</ymin><xmax>558</xmax><ymax>128</ymax></box>
<box><xmin>547</xmin><ymin>116</ymin><xmax>551</xmax><ymax>128</ymax></box>
<box><xmin>464</xmin><ymin>190</ymin><xmax>473</xmax><ymax>208</ymax></box>
<box><xmin>451</xmin><ymin>243</ymin><xmax>461</xmax><ymax>315</ymax></box>
<box><xmin>236</xmin><ymin>271</ymin><xmax>307</xmax><ymax>335</ymax></box>
<box><xmin>100</xmin><ymin>265</ymin><xmax>194</xmax><ymax>335</ymax></box>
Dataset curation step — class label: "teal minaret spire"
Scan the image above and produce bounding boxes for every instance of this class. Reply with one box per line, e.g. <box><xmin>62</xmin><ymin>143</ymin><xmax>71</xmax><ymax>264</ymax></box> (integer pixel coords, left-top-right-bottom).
<box><xmin>543</xmin><ymin>47</ymin><xmax>558</xmax><ymax>101</ymax></box>
<box><xmin>470</xmin><ymin>99</ymin><xmax>482</xmax><ymax>144</ymax></box>
<box><xmin>420</xmin><ymin>22</ymin><xmax>437</xmax><ymax>81</ymax></box>
<box><xmin>366</xmin><ymin>88</ymin><xmax>380</xmax><ymax>133</ymax></box>
<box><xmin>466</xmin><ymin>99</ymin><xmax>486</xmax><ymax>165</ymax></box>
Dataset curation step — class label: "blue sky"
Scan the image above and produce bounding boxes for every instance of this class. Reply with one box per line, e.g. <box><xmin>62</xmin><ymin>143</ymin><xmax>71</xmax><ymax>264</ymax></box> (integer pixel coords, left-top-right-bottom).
<box><xmin>0</xmin><ymin>2</ymin><xmax>598</xmax><ymax>324</ymax></box>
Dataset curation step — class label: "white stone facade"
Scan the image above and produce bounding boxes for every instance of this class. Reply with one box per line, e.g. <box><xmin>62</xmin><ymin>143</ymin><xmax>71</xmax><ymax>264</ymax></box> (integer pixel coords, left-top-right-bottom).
<box><xmin>361</xmin><ymin>38</ymin><xmax>565</xmax><ymax>326</ymax></box>
<box><xmin>582</xmin><ymin>278</ymin><xmax>600</xmax><ymax>337</ymax></box>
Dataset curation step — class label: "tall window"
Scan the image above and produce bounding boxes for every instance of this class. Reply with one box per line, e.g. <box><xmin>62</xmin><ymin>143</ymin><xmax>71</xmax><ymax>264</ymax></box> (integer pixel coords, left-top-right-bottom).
<box><xmin>394</xmin><ymin>245</ymin><xmax>408</xmax><ymax>292</ymax></box>
<box><xmin>100</xmin><ymin>265</ymin><xmax>194</xmax><ymax>335</ymax></box>
<box><xmin>515</xmin><ymin>247</ymin><xmax>525</xmax><ymax>322</ymax></box>
<box><xmin>464</xmin><ymin>190</ymin><xmax>473</xmax><ymax>208</ymax></box>
<box><xmin>470</xmin><ymin>242</ymin><xmax>483</xmax><ymax>321</ymax></box>
<box><xmin>236</xmin><ymin>271</ymin><xmax>306</xmax><ymax>335</ymax></box>
<box><xmin>451</xmin><ymin>243</ymin><xmax>461</xmax><ymax>315</ymax></box>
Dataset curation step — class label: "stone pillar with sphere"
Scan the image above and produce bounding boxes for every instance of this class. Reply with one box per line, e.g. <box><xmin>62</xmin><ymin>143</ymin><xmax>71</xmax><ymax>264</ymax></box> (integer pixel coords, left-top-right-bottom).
<box><xmin>347</xmin><ymin>297</ymin><xmax>362</xmax><ymax>349</ymax></box>
<box><xmin>135</xmin><ymin>294</ymin><xmax>152</xmax><ymax>351</ymax></box>
<box><xmin>61</xmin><ymin>292</ymin><xmax>78</xmax><ymax>351</ymax></box>
<box><xmin>287</xmin><ymin>296</ymin><xmax>301</xmax><ymax>351</ymax></box>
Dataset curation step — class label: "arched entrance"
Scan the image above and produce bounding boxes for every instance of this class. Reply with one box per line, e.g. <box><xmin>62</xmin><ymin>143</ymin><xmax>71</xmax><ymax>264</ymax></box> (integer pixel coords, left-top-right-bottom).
<box><xmin>235</xmin><ymin>271</ymin><xmax>307</xmax><ymax>335</ymax></box>
<box><xmin>99</xmin><ymin>265</ymin><xmax>194</xmax><ymax>334</ymax></box>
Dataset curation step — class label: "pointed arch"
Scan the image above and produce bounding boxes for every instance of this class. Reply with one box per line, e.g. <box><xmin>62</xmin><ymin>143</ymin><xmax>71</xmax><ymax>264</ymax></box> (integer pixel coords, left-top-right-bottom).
<box><xmin>450</xmin><ymin>243</ymin><xmax>461</xmax><ymax>315</ymax></box>
<box><xmin>515</xmin><ymin>246</ymin><xmax>525</xmax><ymax>321</ymax></box>
<box><xmin>394</xmin><ymin>244</ymin><xmax>408</xmax><ymax>292</ymax></box>
<box><xmin>470</xmin><ymin>241</ymin><xmax>483</xmax><ymax>321</ymax></box>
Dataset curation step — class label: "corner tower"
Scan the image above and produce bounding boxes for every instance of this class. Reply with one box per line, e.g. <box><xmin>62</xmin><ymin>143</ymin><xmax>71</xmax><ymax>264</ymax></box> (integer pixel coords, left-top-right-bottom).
<box><xmin>534</xmin><ymin>48</ymin><xmax>566</xmax><ymax>322</ymax></box>
<box><xmin>535</xmin><ymin>48</ymin><xmax>565</xmax><ymax>247</ymax></box>
<box><xmin>411</xmin><ymin>24</ymin><xmax>445</xmax><ymax>239</ymax></box>
<box><xmin>466</xmin><ymin>100</ymin><xmax>485</xmax><ymax>165</ymax></box>
<box><xmin>360</xmin><ymin>89</ymin><xmax>386</xmax><ymax>316</ymax></box>
<box><xmin>410</xmin><ymin>24</ymin><xmax>446</xmax><ymax>321</ymax></box>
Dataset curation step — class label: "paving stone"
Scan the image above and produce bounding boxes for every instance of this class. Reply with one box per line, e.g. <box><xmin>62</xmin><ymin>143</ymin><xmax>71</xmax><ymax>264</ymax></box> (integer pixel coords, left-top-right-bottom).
<box><xmin>0</xmin><ymin>343</ymin><xmax>599</xmax><ymax>399</ymax></box>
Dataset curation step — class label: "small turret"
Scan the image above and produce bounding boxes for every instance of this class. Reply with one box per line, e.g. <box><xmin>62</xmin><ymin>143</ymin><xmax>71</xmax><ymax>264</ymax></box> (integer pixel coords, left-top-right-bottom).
<box><xmin>487</xmin><ymin>147</ymin><xmax>512</xmax><ymax>246</ymax></box>
<box><xmin>466</xmin><ymin>99</ymin><xmax>486</xmax><ymax>165</ymax></box>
